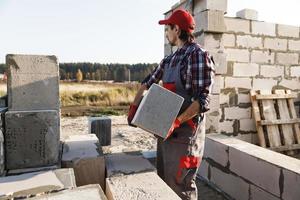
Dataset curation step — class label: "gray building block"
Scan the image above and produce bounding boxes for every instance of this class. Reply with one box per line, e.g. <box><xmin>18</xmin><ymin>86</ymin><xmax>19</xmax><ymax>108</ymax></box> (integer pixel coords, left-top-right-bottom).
<box><xmin>0</xmin><ymin>170</ymin><xmax>64</xmax><ymax>199</ymax></box>
<box><xmin>53</xmin><ymin>168</ymin><xmax>77</xmax><ymax>189</ymax></box>
<box><xmin>105</xmin><ymin>151</ymin><xmax>155</xmax><ymax>178</ymax></box>
<box><xmin>7</xmin><ymin>165</ymin><xmax>58</xmax><ymax>175</ymax></box>
<box><xmin>106</xmin><ymin>172</ymin><xmax>181</xmax><ymax>200</ymax></box>
<box><xmin>132</xmin><ymin>84</ymin><xmax>184</xmax><ymax>139</ymax></box>
<box><xmin>282</xmin><ymin>169</ymin><xmax>300</xmax><ymax>200</ymax></box>
<box><xmin>236</xmin><ymin>9</ymin><xmax>258</xmax><ymax>20</ymax></box>
<box><xmin>6</xmin><ymin>54</ymin><xmax>59</xmax><ymax>111</ymax></box>
<box><xmin>0</xmin><ymin>130</ymin><xmax>4</xmax><ymax>176</ymax></box>
<box><xmin>195</xmin><ymin>10</ymin><xmax>226</xmax><ymax>33</ymax></box>
<box><xmin>28</xmin><ymin>184</ymin><xmax>107</xmax><ymax>200</ymax></box>
<box><xmin>62</xmin><ymin>134</ymin><xmax>105</xmax><ymax>190</ymax></box>
<box><xmin>5</xmin><ymin>110</ymin><xmax>60</xmax><ymax>169</ymax></box>
<box><xmin>89</xmin><ymin>117</ymin><xmax>111</xmax><ymax>146</ymax></box>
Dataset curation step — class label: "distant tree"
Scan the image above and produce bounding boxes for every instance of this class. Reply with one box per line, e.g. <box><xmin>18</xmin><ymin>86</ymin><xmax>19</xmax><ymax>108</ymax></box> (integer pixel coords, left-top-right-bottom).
<box><xmin>76</xmin><ymin>69</ymin><xmax>83</xmax><ymax>82</ymax></box>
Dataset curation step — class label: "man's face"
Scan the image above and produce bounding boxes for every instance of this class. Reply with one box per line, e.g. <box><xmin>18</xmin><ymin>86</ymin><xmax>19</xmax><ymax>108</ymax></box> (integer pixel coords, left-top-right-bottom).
<box><xmin>165</xmin><ymin>24</ymin><xmax>178</xmax><ymax>46</ymax></box>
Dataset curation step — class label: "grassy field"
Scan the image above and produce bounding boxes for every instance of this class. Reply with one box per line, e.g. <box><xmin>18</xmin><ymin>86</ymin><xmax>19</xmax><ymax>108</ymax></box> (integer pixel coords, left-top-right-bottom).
<box><xmin>0</xmin><ymin>81</ymin><xmax>140</xmax><ymax>116</ymax></box>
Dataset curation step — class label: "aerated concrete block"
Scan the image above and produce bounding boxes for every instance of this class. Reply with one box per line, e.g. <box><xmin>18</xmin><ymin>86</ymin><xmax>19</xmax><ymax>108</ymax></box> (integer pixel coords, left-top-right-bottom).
<box><xmin>62</xmin><ymin>134</ymin><xmax>105</xmax><ymax>190</ymax></box>
<box><xmin>132</xmin><ymin>84</ymin><xmax>184</xmax><ymax>138</ymax></box>
<box><xmin>195</xmin><ymin>10</ymin><xmax>226</xmax><ymax>33</ymax></box>
<box><xmin>89</xmin><ymin>117</ymin><xmax>111</xmax><ymax>146</ymax></box>
<box><xmin>236</xmin><ymin>9</ymin><xmax>258</xmax><ymax>20</ymax></box>
<box><xmin>5</xmin><ymin>110</ymin><xmax>60</xmax><ymax>169</ymax></box>
<box><xmin>6</xmin><ymin>54</ymin><xmax>59</xmax><ymax>111</ymax></box>
<box><xmin>105</xmin><ymin>151</ymin><xmax>155</xmax><ymax>178</ymax></box>
<box><xmin>106</xmin><ymin>172</ymin><xmax>181</xmax><ymax>200</ymax></box>
<box><xmin>28</xmin><ymin>184</ymin><xmax>107</xmax><ymax>200</ymax></box>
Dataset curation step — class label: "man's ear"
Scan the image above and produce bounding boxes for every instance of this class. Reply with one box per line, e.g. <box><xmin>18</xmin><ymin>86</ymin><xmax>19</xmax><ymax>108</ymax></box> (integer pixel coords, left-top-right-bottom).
<box><xmin>174</xmin><ymin>25</ymin><xmax>181</xmax><ymax>35</ymax></box>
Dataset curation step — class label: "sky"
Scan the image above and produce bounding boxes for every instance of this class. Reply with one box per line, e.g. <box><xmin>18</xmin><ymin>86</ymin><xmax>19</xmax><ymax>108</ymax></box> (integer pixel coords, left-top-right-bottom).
<box><xmin>0</xmin><ymin>0</ymin><xmax>299</xmax><ymax>64</ymax></box>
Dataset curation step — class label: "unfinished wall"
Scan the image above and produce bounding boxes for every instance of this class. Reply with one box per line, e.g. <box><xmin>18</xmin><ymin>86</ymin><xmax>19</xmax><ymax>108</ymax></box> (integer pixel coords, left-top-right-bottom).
<box><xmin>165</xmin><ymin>0</ymin><xmax>300</xmax><ymax>140</ymax></box>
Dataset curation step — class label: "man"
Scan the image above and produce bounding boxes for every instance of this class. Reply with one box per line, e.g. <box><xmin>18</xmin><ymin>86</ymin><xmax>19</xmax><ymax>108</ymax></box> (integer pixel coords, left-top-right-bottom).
<box><xmin>127</xmin><ymin>9</ymin><xmax>214</xmax><ymax>200</ymax></box>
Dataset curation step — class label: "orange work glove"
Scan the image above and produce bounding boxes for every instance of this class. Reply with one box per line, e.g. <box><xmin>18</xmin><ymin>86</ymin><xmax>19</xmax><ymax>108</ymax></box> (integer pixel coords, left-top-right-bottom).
<box><xmin>164</xmin><ymin>118</ymin><xmax>181</xmax><ymax>140</ymax></box>
<box><xmin>127</xmin><ymin>104</ymin><xmax>138</xmax><ymax>127</ymax></box>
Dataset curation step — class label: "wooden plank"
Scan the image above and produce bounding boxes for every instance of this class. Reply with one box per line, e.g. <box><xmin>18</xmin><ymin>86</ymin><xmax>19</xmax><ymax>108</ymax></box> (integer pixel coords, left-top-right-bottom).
<box><xmin>256</xmin><ymin>93</ymin><xmax>297</xmax><ymax>100</ymax></box>
<box><xmin>259</xmin><ymin>119</ymin><xmax>300</xmax><ymax>125</ymax></box>
<box><xmin>260</xmin><ymin>90</ymin><xmax>281</xmax><ymax>147</ymax></box>
<box><xmin>268</xmin><ymin>144</ymin><xmax>300</xmax><ymax>152</ymax></box>
<box><xmin>250</xmin><ymin>90</ymin><xmax>266</xmax><ymax>147</ymax></box>
<box><xmin>274</xmin><ymin>90</ymin><xmax>295</xmax><ymax>155</ymax></box>
<box><xmin>286</xmin><ymin>90</ymin><xmax>300</xmax><ymax>144</ymax></box>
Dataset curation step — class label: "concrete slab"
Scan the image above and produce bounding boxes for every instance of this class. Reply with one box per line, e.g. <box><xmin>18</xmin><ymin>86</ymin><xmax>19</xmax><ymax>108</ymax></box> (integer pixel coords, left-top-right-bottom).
<box><xmin>0</xmin><ymin>170</ymin><xmax>64</xmax><ymax>199</ymax></box>
<box><xmin>5</xmin><ymin>110</ymin><xmax>60</xmax><ymax>169</ymax></box>
<box><xmin>28</xmin><ymin>184</ymin><xmax>107</xmax><ymax>200</ymax></box>
<box><xmin>105</xmin><ymin>151</ymin><xmax>155</xmax><ymax>177</ymax></box>
<box><xmin>6</xmin><ymin>54</ymin><xmax>59</xmax><ymax>111</ymax></box>
<box><xmin>62</xmin><ymin>134</ymin><xmax>105</xmax><ymax>190</ymax></box>
<box><xmin>89</xmin><ymin>117</ymin><xmax>111</xmax><ymax>146</ymax></box>
<box><xmin>106</xmin><ymin>172</ymin><xmax>181</xmax><ymax>200</ymax></box>
<box><xmin>53</xmin><ymin>168</ymin><xmax>76</xmax><ymax>189</ymax></box>
<box><xmin>132</xmin><ymin>83</ymin><xmax>184</xmax><ymax>138</ymax></box>
<box><xmin>7</xmin><ymin>165</ymin><xmax>59</xmax><ymax>176</ymax></box>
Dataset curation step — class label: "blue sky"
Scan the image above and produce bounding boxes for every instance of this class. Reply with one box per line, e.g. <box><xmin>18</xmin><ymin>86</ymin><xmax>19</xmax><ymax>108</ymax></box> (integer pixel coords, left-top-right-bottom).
<box><xmin>0</xmin><ymin>0</ymin><xmax>299</xmax><ymax>64</ymax></box>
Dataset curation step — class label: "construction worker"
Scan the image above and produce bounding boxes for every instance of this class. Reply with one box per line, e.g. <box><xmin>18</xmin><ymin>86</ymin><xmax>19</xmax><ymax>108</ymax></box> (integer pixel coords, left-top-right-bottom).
<box><xmin>127</xmin><ymin>9</ymin><xmax>214</xmax><ymax>200</ymax></box>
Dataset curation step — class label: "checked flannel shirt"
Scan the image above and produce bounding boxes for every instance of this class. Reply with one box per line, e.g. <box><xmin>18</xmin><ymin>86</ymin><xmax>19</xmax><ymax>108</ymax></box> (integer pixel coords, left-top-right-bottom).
<box><xmin>142</xmin><ymin>42</ymin><xmax>215</xmax><ymax>113</ymax></box>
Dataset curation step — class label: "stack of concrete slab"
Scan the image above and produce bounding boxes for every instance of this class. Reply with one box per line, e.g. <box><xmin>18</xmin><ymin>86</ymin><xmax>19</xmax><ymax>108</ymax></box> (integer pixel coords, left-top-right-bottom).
<box><xmin>88</xmin><ymin>116</ymin><xmax>111</xmax><ymax>146</ymax></box>
<box><xmin>5</xmin><ymin>54</ymin><xmax>60</xmax><ymax>170</ymax></box>
<box><xmin>62</xmin><ymin>134</ymin><xmax>105</xmax><ymax>190</ymax></box>
<box><xmin>132</xmin><ymin>83</ymin><xmax>184</xmax><ymax>139</ymax></box>
<box><xmin>0</xmin><ymin>168</ymin><xmax>76</xmax><ymax>199</ymax></box>
<box><xmin>28</xmin><ymin>184</ymin><xmax>107</xmax><ymax>200</ymax></box>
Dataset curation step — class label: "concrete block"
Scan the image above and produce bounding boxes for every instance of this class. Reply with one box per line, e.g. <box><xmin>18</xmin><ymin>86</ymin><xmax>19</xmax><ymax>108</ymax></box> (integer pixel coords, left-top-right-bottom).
<box><xmin>250</xmin><ymin>185</ymin><xmax>280</xmax><ymax>200</ymax></box>
<box><xmin>194</xmin><ymin>0</ymin><xmax>227</xmax><ymax>14</ymax></box>
<box><xmin>235</xmin><ymin>133</ymin><xmax>259</xmax><ymax>145</ymax></box>
<box><xmin>203</xmin><ymin>136</ymin><xmax>229</xmax><ymax>167</ymax></box>
<box><xmin>89</xmin><ymin>117</ymin><xmax>111</xmax><ymax>146</ymax></box>
<box><xmin>212</xmin><ymin>75</ymin><xmax>224</xmax><ymax>93</ymax></box>
<box><xmin>264</xmin><ymin>38</ymin><xmax>287</xmax><ymax>51</ymax></box>
<box><xmin>209</xmin><ymin>94</ymin><xmax>220</xmax><ymax>112</ymax></box>
<box><xmin>233</xmin><ymin>63</ymin><xmax>259</xmax><ymax>77</ymax></box>
<box><xmin>276</xmin><ymin>53</ymin><xmax>299</xmax><ymax>65</ymax></box>
<box><xmin>0</xmin><ymin>131</ymin><xmax>4</xmax><ymax>176</ymax></box>
<box><xmin>62</xmin><ymin>134</ymin><xmax>105</xmax><ymax>190</ymax></box>
<box><xmin>105</xmin><ymin>152</ymin><xmax>155</xmax><ymax>178</ymax></box>
<box><xmin>197</xmin><ymin>159</ymin><xmax>209</xmax><ymax>180</ymax></box>
<box><xmin>6</xmin><ymin>54</ymin><xmax>59</xmax><ymax>111</ymax></box>
<box><xmin>237</xmin><ymin>93</ymin><xmax>250</xmax><ymax>104</ymax></box>
<box><xmin>5</xmin><ymin>110</ymin><xmax>60</xmax><ymax>169</ymax></box>
<box><xmin>196</xmin><ymin>33</ymin><xmax>224</xmax><ymax>52</ymax></box>
<box><xmin>239</xmin><ymin>118</ymin><xmax>256</xmax><ymax>132</ymax></box>
<box><xmin>252</xmin><ymin>21</ymin><xmax>276</xmax><ymax>36</ymax></box>
<box><xmin>195</xmin><ymin>10</ymin><xmax>226</xmax><ymax>33</ymax></box>
<box><xmin>210</xmin><ymin>166</ymin><xmax>249</xmax><ymax>200</ymax></box>
<box><xmin>106</xmin><ymin>172</ymin><xmax>181</xmax><ymax>200</ymax></box>
<box><xmin>132</xmin><ymin>84</ymin><xmax>184</xmax><ymax>139</ymax></box>
<box><xmin>260</xmin><ymin>65</ymin><xmax>284</xmax><ymax>78</ymax></box>
<box><xmin>224</xmin><ymin>17</ymin><xmax>250</xmax><ymax>34</ymax></box>
<box><xmin>29</xmin><ymin>184</ymin><xmax>107</xmax><ymax>200</ymax></box>
<box><xmin>205</xmin><ymin>110</ymin><xmax>221</xmax><ymax>133</ymax></box>
<box><xmin>209</xmin><ymin>52</ymin><xmax>227</xmax><ymax>75</ymax></box>
<box><xmin>225</xmin><ymin>77</ymin><xmax>252</xmax><ymax>89</ymax></box>
<box><xmin>251</xmin><ymin>50</ymin><xmax>275</xmax><ymax>64</ymax></box>
<box><xmin>252</xmin><ymin>78</ymin><xmax>277</xmax><ymax>90</ymax></box>
<box><xmin>224</xmin><ymin>107</ymin><xmax>251</xmax><ymax>119</ymax></box>
<box><xmin>219</xmin><ymin>120</ymin><xmax>234</xmax><ymax>133</ymax></box>
<box><xmin>53</xmin><ymin>168</ymin><xmax>77</xmax><ymax>189</ymax></box>
<box><xmin>288</xmin><ymin>40</ymin><xmax>300</xmax><ymax>51</ymax></box>
<box><xmin>236</xmin><ymin>35</ymin><xmax>262</xmax><ymax>49</ymax></box>
<box><xmin>0</xmin><ymin>170</ymin><xmax>64</xmax><ymax>199</ymax></box>
<box><xmin>278</xmin><ymin>24</ymin><xmax>299</xmax><ymax>38</ymax></box>
<box><xmin>229</xmin><ymin>147</ymin><xmax>281</xmax><ymax>196</ymax></box>
<box><xmin>7</xmin><ymin>165</ymin><xmax>58</xmax><ymax>176</ymax></box>
<box><xmin>222</xmin><ymin>33</ymin><xmax>235</xmax><ymax>47</ymax></box>
<box><xmin>290</xmin><ymin>66</ymin><xmax>300</xmax><ymax>77</ymax></box>
<box><xmin>278</xmin><ymin>78</ymin><xmax>300</xmax><ymax>90</ymax></box>
<box><xmin>282</xmin><ymin>169</ymin><xmax>300</xmax><ymax>200</ymax></box>
<box><xmin>236</xmin><ymin>9</ymin><xmax>258</xmax><ymax>20</ymax></box>
<box><xmin>225</xmin><ymin>48</ymin><xmax>249</xmax><ymax>62</ymax></box>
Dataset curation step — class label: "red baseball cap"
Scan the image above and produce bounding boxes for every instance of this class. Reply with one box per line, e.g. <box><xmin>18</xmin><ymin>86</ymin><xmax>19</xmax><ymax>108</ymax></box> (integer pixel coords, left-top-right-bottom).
<box><xmin>159</xmin><ymin>9</ymin><xmax>195</xmax><ymax>33</ymax></box>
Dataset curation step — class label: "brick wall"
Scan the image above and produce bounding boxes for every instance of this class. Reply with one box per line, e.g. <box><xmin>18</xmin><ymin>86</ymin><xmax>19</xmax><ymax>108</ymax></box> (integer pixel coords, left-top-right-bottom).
<box><xmin>165</xmin><ymin>0</ymin><xmax>300</xmax><ymax>141</ymax></box>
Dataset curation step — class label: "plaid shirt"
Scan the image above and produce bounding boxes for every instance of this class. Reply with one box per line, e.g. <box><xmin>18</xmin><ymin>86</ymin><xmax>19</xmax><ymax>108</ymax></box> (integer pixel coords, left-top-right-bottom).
<box><xmin>142</xmin><ymin>42</ymin><xmax>215</xmax><ymax>113</ymax></box>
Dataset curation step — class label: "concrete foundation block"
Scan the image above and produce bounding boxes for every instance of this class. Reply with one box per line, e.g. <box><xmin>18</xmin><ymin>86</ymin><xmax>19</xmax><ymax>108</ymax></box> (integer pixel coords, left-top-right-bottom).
<box><xmin>132</xmin><ymin>84</ymin><xmax>184</xmax><ymax>139</ymax></box>
<box><xmin>106</xmin><ymin>172</ymin><xmax>181</xmax><ymax>200</ymax></box>
<box><xmin>282</xmin><ymin>169</ymin><xmax>300</xmax><ymax>200</ymax></box>
<box><xmin>236</xmin><ymin>9</ymin><xmax>258</xmax><ymax>20</ymax></box>
<box><xmin>194</xmin><ymin>0</ymin><xmax>227</xmax><ymax>14</ymax></box>
<box><xmin>5</xmin><ymin>110</ymin><xmax>60</xmax><ymax>169</ymax></box>
<box><xmin>195</xmin><ymin>10</ymin><xmax>226</xmax><ymax>33</ymax></box>
<box><xmin>62</xmin><ymin>134</ymin><xmax>105</xmax><ymax>190</ymax></box>
<box><xmin>28</xmin><ymin>184</ymin><xmax>107</xmax><ymax>200</ymax></box>
<box><xmin>6</xmin><ymin>54</ymin><xmax>59</xmax><ymax>111</ymax></box>
<box><xmin>203</xmin><ymin>136</ymin><xmax>229</xmax><ymax>167</ymax></box>
<box><xmin>105</xmin><ymin>151</ymin><xmax>155</xmax><ymax>178</ymax></box>
<box><xmin>89</xmin><ymin>117</ymin><xmax>111</xmax><ymax>146</ymax></box>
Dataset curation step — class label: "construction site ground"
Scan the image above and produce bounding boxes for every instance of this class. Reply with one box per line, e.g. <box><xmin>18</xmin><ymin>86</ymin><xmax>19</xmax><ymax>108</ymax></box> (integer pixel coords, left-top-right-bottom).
<box><xmin>61</xmin><ymin>115</ymin><xmax>227</xmax><ymax>200</ymax></box>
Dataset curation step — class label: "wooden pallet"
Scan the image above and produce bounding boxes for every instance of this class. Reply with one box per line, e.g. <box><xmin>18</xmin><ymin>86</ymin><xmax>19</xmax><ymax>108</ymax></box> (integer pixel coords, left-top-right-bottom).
<box><xmin>250</xmin><ymin>90</ymin><xmax>300</xmax><ymax>154</ymax></box>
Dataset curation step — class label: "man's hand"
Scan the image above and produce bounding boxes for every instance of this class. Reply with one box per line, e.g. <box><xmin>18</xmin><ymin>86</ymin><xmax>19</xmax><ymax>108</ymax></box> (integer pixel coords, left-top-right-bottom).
<box><xmin>164</xmin><ymin>118</ymin><xmax>181</xmax><ymax>140</ymax></box>
<box><xmin>127</xmin><ymin>104</ymin><xmax>138</xmax><ymax>127</ymax></box>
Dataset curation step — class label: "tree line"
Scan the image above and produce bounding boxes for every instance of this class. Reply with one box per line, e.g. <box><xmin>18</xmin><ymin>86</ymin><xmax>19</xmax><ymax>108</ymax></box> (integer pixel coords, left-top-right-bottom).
<box><xmin>0</xmin><ymin>62</ymin><xmax>158</xmax><ymax>82</ymax></box>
